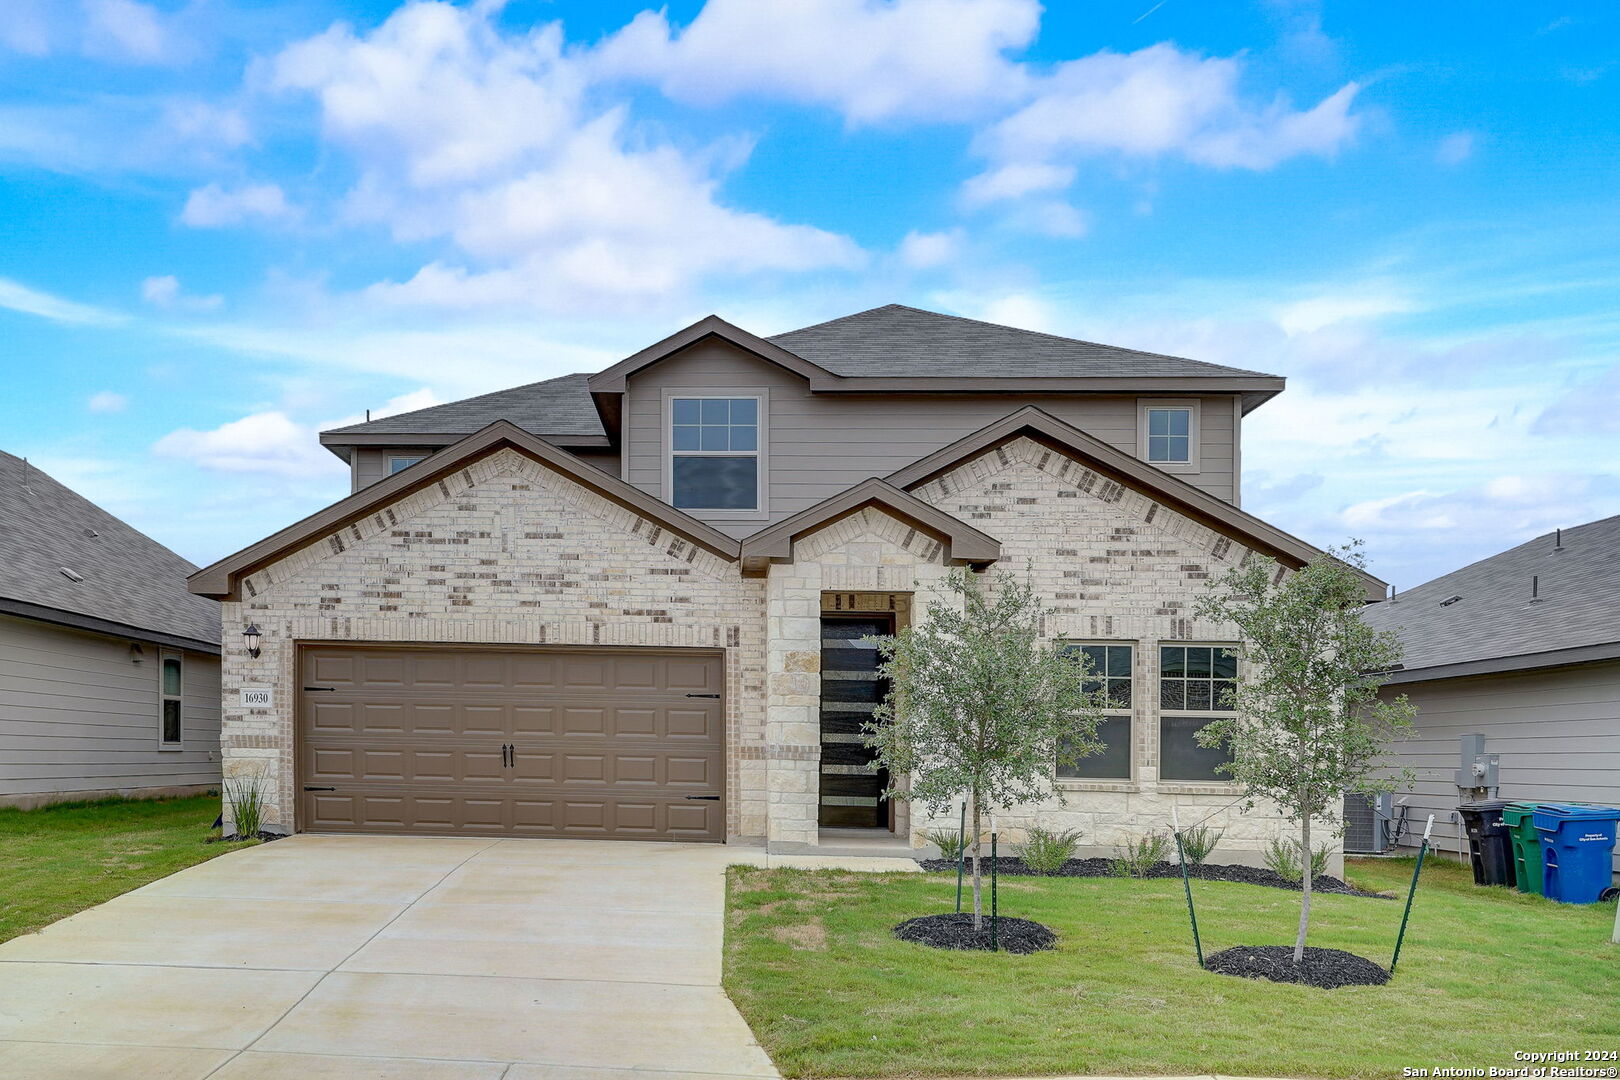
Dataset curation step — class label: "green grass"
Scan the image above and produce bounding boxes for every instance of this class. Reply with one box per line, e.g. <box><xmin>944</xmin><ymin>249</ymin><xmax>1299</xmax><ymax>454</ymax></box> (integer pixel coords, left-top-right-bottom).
<box><xmin>0</xmin><ymin>794</ymin><xmax>255</xmax><ymax>944</ymax></box>
<box><xmin>723</xmin><ymin>856</ymin><xmax>1618</xmax><ymax>1078</ymax></box>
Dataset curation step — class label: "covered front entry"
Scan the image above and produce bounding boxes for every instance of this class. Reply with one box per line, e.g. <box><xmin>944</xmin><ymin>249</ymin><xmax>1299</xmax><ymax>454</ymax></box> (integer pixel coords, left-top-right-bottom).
<box><xmin>818</xmin><ymin>614</ymin><xmax>894</xmax><ymax>829</ymax></box>
<box><xmin>296</xmin><ymin>644</ymin><xmax>726</xmax><ymax>841</ymax></box>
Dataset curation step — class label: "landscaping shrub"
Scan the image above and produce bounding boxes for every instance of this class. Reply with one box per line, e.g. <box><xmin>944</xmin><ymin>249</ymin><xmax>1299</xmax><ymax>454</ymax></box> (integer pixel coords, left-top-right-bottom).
<box><xmin>1263</xmin><ymin>837</ymin><xmax>1331</xmax><ymax>882</ymax></box>
<box><xmin>1021</xmin><ymin>826</ymin><xmax>1082</xmax><ymax>874</ymax></box>
<box><xmin>223</xmin><ymin>771</ymin><xmax>266</xmax><ymax>839</ymax></box>
<box><xmin>1177</xmin><ymin>824</ymin><xmax>1224</xmax><ymax>867</ymax></box>
<box><xmin>925</xmin><ymin>827</ymin><xmax>967</xmax><ymax>860</ymax></box>
<box><xmin>1109</xmin><ymin>832</ymin><xmax>1171</xmax><ymax>878</ymax></box>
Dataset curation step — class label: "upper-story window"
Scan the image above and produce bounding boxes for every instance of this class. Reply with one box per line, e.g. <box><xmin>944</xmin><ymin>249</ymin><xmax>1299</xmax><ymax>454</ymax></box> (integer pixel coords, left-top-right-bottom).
<box><xmin>388</xmin><ymin>455</ymin><xmax>426</xmax><ymax>475</ymax></box>
<box><xmin>670</xmin><ymin>396</ymin><xmax>763</xmax><ymax>512</ymax></box>
<box><xmin>1138</xmin><ymin>399</ymin><xmax>1200</xmax><ymax>471</ymax></box>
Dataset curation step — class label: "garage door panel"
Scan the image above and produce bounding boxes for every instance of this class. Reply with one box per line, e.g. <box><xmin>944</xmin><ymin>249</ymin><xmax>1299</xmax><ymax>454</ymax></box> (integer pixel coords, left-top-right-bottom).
<box><xmin>299</xmin><ymin>646</ymin><xmax>724</xmax><ymax>842</ymax></box>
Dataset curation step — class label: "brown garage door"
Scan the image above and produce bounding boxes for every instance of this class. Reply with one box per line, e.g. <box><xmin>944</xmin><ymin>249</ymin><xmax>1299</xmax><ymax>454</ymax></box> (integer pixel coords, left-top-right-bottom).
<box><xmin>297</xmin><ymin>645</ymin><xmax>725</xmax><ymax>841</ymax></box>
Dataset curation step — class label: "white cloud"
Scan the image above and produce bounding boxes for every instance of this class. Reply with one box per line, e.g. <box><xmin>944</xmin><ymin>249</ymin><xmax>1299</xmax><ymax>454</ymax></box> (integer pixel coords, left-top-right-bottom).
<box><xmin>1274</xmin><ymin>288</ymin><xmax>1416</xmax><ymax>334</ymax></box>
<box><xmin>959</xmin><ymin>162</ymin><xmax>1075</xmax><ymax>207</ymax></box>
<box><xmin>180</xmin><ymin>183</ymin><xmax>295</xmax><ymax>227</ymax></box>
<box><xmin>141</xmin><ymin>274</ymin><xmax>223</xmax><ymax>311</ymax></box>
<box><xmin>968</xmin><ymin>44</ymin><xmax>1362</xmax><ymax>204</ymax></box>
<box><xmin>0</xmin><ymin>277</ymin><xmax>125</xmax><ymax>326</ymax></box>
<box><xmin>897</xmin><ymin>229</ymin><xmax>961</xmax><ymax>270</ymax></box>
<box><xmin>1534</xmin><ymin>366</ymin><xmax>1620</xmax><ymax>435</ymax></box>
<box><xmin>1435</xmin><ymin>131</ymin><xmax>1475</xmax><ymax>166</ymax></box>
<box><xmin>87</xmin><ymin>391</ymin><xmax>128</xmax><ymax>413</ymax></box>
<box><xmin>151</xmin><ymin>388</ymin><xmax>442</xmax><ymax>479</ymax></box>
<box><xmin>0</xmin><ymin>0</ymin><xmax>53</xmax><ymax>55</ymax></box>
<box><xmin>266</xmin><ymin>1</ymin><xmax>862</xmax><ymax>313</ymax></box>
<box><xmin>592</xmin><ymin>0</ymin><xmax>1037</xmax><ymax>124</ymax></box>
<box><xmin>82</xmin><ymin>0</ymin><xmax>171</xmax><ymax>63</ymax></box>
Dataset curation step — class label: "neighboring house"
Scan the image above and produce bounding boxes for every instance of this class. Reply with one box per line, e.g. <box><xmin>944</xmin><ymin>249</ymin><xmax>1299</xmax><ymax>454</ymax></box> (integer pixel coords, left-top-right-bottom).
<box><xmin>1364</xmin><ymin>515</ymin><xmax>1620</xmax><ymax>873</ymax></box>
<box><xmin>189</xmin><ymin>305</ymin><xmax>1384</xmax><ymax>860</ymax></box>
<box><xmin>1</xmin><ymin>451</ymin><xmax>222</xmax><ymax>809</ymax></box>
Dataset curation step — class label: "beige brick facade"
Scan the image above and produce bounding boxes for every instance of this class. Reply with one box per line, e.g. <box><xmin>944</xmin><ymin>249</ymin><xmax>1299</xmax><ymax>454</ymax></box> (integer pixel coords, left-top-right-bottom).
<box><xmin>219</xmin><ymin>437</ymin><xmax>1318</xmax><ymax>865</ymax></box>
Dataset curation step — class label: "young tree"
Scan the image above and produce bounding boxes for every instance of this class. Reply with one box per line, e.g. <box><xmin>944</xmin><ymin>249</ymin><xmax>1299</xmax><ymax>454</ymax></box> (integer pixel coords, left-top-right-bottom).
<box><xmin>1194</xmin><ymin>541</ymin><xmax>1415</xmax><ymax>963</ymax></box>
<box><xmin>868</xmin><ymin>568</ymin><xmax>1108</xmax><ymax>928</ymax></box>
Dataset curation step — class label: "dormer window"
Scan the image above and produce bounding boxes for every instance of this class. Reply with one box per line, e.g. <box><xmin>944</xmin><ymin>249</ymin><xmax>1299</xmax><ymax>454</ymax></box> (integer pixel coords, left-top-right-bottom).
<box><xmin>669</xmin><ymin>395</ymin><xmax>764</xmax><ymax>513</ymax></box>
<box><xmin>1138</xmin><ymin>399</ymin><xmax>1200</xmax><ymax>471</ymax></box>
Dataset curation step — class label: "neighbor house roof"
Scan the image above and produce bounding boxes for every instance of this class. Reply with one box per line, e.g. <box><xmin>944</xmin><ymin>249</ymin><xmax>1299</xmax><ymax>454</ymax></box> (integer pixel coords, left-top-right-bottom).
<box><xmin>883</xmin><ymin>406</ymin><xmax>1389</xmax><ymax>602</ymax></box>
<box><xmin>190</xmin><ymin>421</ymin><xmax>743</xmax><ymax>600</ymax></box>
<box><xmin>1364</xmin><ymin>515</ymin><xmax>1620</xmax><ymax>683</ymax></box>
<box><xmin>0</xmin><ymin>451</ymin><xmax>221</xmax><ymax>652</ymax></box>
<box><xmin>322</xmin><ymin>305</ymin><xmax>1286</xmax><ymax>453</ymax></box>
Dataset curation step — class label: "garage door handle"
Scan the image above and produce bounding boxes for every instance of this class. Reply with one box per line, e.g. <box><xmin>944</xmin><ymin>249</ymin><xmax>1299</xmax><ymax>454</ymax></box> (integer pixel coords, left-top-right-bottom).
<box><xmin>303</xmin><ymin>686</ymin><xmax>337</xmax><ymax>692</ymax></box>
<box><xmin>303</xmin><ymin>786</ymin><xmax>335</xmax><ymax>792</ymax></box>
<box><xmin>685</xmin><ymin>693</ymin><xmax>720</xmax><ymax>698</ymax></box>
<box><xmin>685</xmin><ymin>795</ymin><xmax>721</xmax><ymax>801</ymax></box>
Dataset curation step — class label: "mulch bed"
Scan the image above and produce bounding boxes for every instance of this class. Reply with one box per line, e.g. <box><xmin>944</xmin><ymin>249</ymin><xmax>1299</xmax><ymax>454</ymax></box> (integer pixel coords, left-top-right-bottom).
<box><xmin>205</xmin><ymin>830</ymin><xmax>286</xmax><ymax>844</ymax></box>
<box><xmin>1204</xmin><ymin>945</ymin><xmax>1390</xmax><ymax>988</ymax></box>
<box><xmin>893</xmin><ymin>912</ymin><xmax>1056</xmax><ymax>954</ymax></box>
<box><xmin>916</xmin><ymin>856</ymin><xmax>1388</xmax><ymax>898</ymax></box>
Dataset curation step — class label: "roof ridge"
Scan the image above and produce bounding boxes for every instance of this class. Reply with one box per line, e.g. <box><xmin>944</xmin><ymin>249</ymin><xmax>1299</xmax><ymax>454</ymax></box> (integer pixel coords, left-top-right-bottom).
<box><xmin>323</xmin><ymin>372</ymin><xmax>592</xmax><ymax>435</ymax></box>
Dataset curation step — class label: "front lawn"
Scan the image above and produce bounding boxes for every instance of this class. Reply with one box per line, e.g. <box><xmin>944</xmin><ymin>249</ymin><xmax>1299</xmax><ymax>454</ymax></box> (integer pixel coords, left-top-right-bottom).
<box><xmin>0</xmin><ymin>794</ymin><xmax>254</xmax><ymax>944</ymax></box>
<box><xmin>723</xmin><ymin>856</ymin><xmax>1617</xmax><ymax>1078</ymax></box>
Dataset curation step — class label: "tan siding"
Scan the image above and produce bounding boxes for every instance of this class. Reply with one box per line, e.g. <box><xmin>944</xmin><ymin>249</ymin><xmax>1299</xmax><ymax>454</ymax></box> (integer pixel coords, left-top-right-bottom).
<box><xmin>0</xmin><ymin>614</ymin><xmax>221</xmax><ymax>804</ymax></box>
<box><xmin>1379</xmin><ymin>661</ymin><xmax>1620</xmax><ymax>873</ymax></box>
<box><xmin>624</xmin><ymin>340</ymin><xmax>1239</xmax><ymax>537</ymax></box>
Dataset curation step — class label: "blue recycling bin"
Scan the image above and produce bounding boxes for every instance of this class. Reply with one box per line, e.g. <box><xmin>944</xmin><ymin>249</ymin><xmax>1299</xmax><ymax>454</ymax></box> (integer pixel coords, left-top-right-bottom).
<box><xmin>1532</xmin><ymin>803</ymin><xmax>1620</xmax><ymax>904</ymax></box>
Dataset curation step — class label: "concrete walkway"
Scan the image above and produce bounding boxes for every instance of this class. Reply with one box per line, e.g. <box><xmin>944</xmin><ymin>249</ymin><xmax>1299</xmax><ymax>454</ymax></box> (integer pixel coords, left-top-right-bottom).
<box><xmin>0</xmin><ymin>834</ymin><xmax>912</xmax><ymax>1080</ymax></box>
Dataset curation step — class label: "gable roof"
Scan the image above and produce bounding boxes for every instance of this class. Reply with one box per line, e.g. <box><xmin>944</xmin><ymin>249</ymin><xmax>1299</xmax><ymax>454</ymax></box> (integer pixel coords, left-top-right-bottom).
<box><xmin>189</xmin><ymin>421</ymin><xmax>741</xmax><ymax>600</ymax></box>
<box><xmin>1364</xmin><ymin>515</ymin><xmax>1620</xmax><ymax>683</ymax></box>
<box><xmin>738</xmin><ymin>477</ymin><xmax>1001</xmax><ymax>575</ymax></box>
<box><xmin>884</xmin><ymin>406</ymin><xmax>1388</xmax><ymax>601</ymax></box>
<box><xmin>586</xmin><ymin>314</ymin><xmax>835</xmax><ymax>394</ymax></box>
<box><xmin>0</xmin><ymin>451</ymin><xmax>220</xmax><ymax>652</ymax></box>
<box><xmin>320</xmin><ymin>373</ymin><xmax>608</xmax><ymax>455</ymax></box>
<box><xmin>771</xmin><ymin>304</ymin><xmax>1277</xmax><ymax>380</ymax></box>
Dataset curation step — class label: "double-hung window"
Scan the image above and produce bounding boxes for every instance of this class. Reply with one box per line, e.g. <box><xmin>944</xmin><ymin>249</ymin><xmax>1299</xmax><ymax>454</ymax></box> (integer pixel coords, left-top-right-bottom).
<box><xmin>1158</xmin><ymin>644</ymin><xmax>1237</xmax><ymax>781</ymax></box>
<box><xmin>670</xmin><ymin>396</ymin><xmax>762</xmax><ymax>512</ymax></box>
<box><xmin>159</xmin><ymin>651</ymin><xmax>183</xmax><ymax>747</ymax></box>
<box><xmin>1057</xmin><ymin>643</ymin><xmax>1133</xmax><ymax>780</ymax></box>
<box><xmin>1138</xmin><ymin>399</ymin><xmax>1199</xmax><ymax>470</ymax></box>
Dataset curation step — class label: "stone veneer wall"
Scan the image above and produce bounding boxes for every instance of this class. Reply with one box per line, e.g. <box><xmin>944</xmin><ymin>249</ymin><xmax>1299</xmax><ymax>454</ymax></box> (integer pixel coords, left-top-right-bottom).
<box><xmin>218</xmin><ymin>448</ymin><xmax>768</xmax><ymax>836</ymax></box>
<box><xmin>906</xmin><ymin>436</ymin><xmax>1324</xmax><ymax>867</ymax></box>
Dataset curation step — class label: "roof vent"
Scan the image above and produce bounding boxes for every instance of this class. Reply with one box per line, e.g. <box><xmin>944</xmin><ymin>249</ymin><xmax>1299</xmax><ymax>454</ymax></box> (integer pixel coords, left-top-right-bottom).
<box><xmin>1439</xmin><ymin>594</ymin><xmax>1463</xmax><ymax>607</ymax></box>
<box><xmin>83</xmin><ymin>528</ymin><xmax>99</xmax><ymax>539</ymax></box>
<box><xmin>59</xmin><ymin>567</ymin><xmax>84</xmax><ymax>583</ymax></box>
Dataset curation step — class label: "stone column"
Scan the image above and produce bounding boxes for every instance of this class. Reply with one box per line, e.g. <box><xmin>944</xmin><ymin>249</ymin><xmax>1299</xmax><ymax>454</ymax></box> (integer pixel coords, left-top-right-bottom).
<box><xmin>764</xmin><ymin>561</ymin><xmax>823</xmax><ymax>848</ymax></box>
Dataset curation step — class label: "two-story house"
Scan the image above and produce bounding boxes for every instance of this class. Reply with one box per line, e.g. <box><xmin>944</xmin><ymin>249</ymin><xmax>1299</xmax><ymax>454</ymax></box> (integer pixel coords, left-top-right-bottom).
<box><xmin>190</xmin><ymin>305</ymin><xmax>1384</xmax><ymax>860</ymax></box>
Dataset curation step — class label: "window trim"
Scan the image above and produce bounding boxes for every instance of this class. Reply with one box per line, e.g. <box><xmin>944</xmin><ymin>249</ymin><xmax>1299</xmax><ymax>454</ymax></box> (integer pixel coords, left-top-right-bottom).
<box><xmin>1156</xmin><ymin>641</ymin><xmax>1239</xmax><ymax>783</ymax></box>
<box><xmin>662</xmin><ymin>389</ymin><xmax>768</xmax><ymax>519</ymax></box>
<box><xmin>1056</xmin><ymin>641</ymin><xmax>1136</xmax><ymax>783</ymax></box>
<box><xmin>387</xmin><ymin>454</ymin><xmax>426</xmax><ymax>476</ymax></box>
<box><xmin>158</xmin><ymin>649</ymin><xmax>183</xmax><ymax>750</ymax></box>
<box><xmin>1137</xmin><ymin>398</ymin><xmax>1201</xmax><ymax>473</ymax></box>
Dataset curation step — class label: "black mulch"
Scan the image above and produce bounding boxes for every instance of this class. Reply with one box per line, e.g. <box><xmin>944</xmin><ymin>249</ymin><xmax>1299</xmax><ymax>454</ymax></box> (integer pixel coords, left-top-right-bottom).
<box><xmin>893</xmin><ymin>912</ymin><xmax>1057</xmax><ymax>954</ymax></box>
<box><xmin>916</xmin><ymin>856</ymin><xmax>1388</xmax><ymax>898</ymax></box>
<box><xmin>206</xmin><ymin>830</ymin><xmax>286</xmax><ymax>844</ymax></box>
<box><xmin>1204</xmin><ymin>945</ymin><xmax>1390</xmax><ymax>989</ymax></box>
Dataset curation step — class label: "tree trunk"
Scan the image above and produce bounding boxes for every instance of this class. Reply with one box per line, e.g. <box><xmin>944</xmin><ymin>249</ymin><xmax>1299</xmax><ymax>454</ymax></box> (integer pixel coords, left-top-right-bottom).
<box><xmin>1293</xmin><ymin>813</ymin><xmax>1312</xmax><ymax>964</ymax></box>
<box><xmin>970</xmin><ymin>794</ymin><xmax>984</xmax><ymax>930</ymax></box>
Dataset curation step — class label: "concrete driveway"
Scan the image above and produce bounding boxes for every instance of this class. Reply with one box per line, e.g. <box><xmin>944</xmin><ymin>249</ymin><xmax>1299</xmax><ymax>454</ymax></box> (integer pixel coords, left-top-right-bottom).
<box><xmin>0</xmin><ymin>835</ymin><xmax>797</xmax><ymax>1080</ymax></box>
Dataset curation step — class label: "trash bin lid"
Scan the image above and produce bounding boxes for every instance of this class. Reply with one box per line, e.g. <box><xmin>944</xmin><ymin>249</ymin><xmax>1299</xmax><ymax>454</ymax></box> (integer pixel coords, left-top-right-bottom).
<box><xmin>1532</xmin><ymin>803</ymin><xmax>1620</xmax><ymax>831</ymax></box>
<box><xmin>1459</xmin><ymin>799</ymin><xmax>1512</xmax><ymax>811</ymax></box>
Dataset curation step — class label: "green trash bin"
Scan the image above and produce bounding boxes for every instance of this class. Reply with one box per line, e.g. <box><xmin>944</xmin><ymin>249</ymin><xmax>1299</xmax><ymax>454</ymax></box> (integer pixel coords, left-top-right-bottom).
<box><xmin>1502</xmin><ymin>802</ymin><xmax>1543</xmax><ymax>895</ymax></box>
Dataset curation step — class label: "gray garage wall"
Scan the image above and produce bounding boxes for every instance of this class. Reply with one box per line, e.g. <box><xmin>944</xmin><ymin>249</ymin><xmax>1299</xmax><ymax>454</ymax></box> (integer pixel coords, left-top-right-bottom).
<box><xmin>0</xmin><ymin>614</ymin><xmax>222</xmax><ymax>808</ymax></box>
<box><xmin>623</xmin><ymin>340</ymin><xmax>1240</xmax><ymax>538</ymax></box>
<box><xmin>1380</xmin><ymin>659</ymin><xmax>1620</xmax><ymax>874</ymax></box>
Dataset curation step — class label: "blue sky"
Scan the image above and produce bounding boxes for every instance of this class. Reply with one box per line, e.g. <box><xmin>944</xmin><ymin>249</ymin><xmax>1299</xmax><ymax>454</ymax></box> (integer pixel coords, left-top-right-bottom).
<box><xmin>2</xmin><ymin>0</ymin><xmax>1617</xmax><ymax>588</ymax></box>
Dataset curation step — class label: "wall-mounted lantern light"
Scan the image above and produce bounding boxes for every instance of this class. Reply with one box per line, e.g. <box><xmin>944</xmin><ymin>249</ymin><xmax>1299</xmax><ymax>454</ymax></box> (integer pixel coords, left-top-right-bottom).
<box><xmin>129</xmin><ymin>642</ymin><xmax>145</xmax><ymax>665</ymax></box>
<box><xmin>243</xmin><ymin>624</ymin><xmax>262</xmax><ymax>659</ymax></box>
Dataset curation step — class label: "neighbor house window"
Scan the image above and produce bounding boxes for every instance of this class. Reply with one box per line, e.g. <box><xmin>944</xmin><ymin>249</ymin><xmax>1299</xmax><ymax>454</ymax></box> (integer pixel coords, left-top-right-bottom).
<box><xmin>1138</xmin><ymin>400</ymin><xmax>1200</xmax><ymax>470</ymax></box>
<box><xmin>669</xmin><ymin>396</ymin><xmax>762</xmax><ymax>512</ymax></box>
<box><xmin>1057</xmin><ymin>643</ymin><xmax>1132</xmax><ymax>780</ymax></box>
<box><xmin>388</xmin><ymin>455</ymin><xmax>425</xmax><ymax>475</ymax></box>
<box><xmin>1158</xmin><ymin>644</ymin><xmax>1237</xmax><ymax>781</ymax></box>
<box><xmin>159</xmin><ymin>651</ymin><xmax>183</xmax><ymax>747</ymax></box>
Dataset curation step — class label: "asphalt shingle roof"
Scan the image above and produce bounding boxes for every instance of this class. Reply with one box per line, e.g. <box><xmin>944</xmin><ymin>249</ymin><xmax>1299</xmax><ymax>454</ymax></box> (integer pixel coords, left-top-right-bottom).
<box><xmin>0</xmin><ymin>451</ymin><xmax>220</xmax><ymax>648</ymax></box>
<box><xmin>323</xmin><ymin>373</ymin><xmax>605</xmax><ymax>438</ymax></box>
<box><xmin>1362</xmin><ymin>514</ymin><xmax>1620</xmax><ymax>673</ymax></box>
<box><xmin>767</xmin><ymin>304</ymin><xmax>1278</xmax><ymax>378</ymax></box>
<box><xmin>324</xmin><ymin>306</ymin><xmax>1277</xmax><ymax>441</ymax></box>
